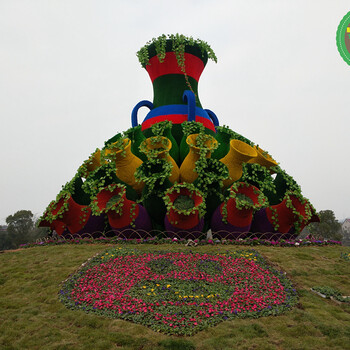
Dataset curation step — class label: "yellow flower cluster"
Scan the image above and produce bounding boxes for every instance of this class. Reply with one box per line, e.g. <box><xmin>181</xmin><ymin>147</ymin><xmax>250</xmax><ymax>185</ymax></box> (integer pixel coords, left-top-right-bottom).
<box><xmin>239</xmin><ymin>252</ymin><xmax>257</xmax><ymax>261</ymax></box>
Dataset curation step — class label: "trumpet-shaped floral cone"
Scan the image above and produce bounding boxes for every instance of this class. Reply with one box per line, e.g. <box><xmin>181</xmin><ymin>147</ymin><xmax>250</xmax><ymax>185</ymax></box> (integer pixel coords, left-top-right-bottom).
<box><xmin>250</xmin><ymin>193</ymin><xmax>311</xmax><ymax>240</ymax></box>
<box><xmin>164</xmin><ymin>184</ymin><xmax>205</xmax><ymax>238</ymax></box>
<box><xmin>93</xmin><ymin>184</ymin><xmax>151</xmax><ymax>238</ymax></box>
<box><xmin>211</xmin><ymin>182</ymin><xmax>265</xmax><ymax>239</ymax></box>
<box><xmin>48</xmin><ymin>195</ymin><xmax>101</xmax><ymax>235</ymax></box>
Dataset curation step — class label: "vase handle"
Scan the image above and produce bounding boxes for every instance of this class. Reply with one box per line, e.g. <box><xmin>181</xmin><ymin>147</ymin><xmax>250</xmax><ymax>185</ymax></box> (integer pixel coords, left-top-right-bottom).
<box><xmin>182</xmin><ymin>90</ymin><xmax>196</xmax><ymax>122</ymax></box>
<box><xmin>131</xmin><ymin>100</ymin><xmax>153</xmax><ymax>127</ymax></box>
<box><xmin>204</xmin><ymin>109</ymin><xmax>219</xmax><ymax>127</ymax></box>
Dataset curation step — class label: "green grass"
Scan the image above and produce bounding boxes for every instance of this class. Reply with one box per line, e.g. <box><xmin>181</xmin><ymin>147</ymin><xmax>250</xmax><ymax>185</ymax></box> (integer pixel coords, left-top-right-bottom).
<box><xmin>0</xmin><ymin>244</ymin><xmax>349</xmax><ymax>350</ymax></box>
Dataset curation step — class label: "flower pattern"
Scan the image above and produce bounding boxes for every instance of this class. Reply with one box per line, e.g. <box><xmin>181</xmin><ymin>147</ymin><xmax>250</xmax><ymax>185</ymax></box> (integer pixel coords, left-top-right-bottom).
<box><xmin>60</xmin><ymin>248</ymin><xmax>298</xmax><ymax>335</ymax></box>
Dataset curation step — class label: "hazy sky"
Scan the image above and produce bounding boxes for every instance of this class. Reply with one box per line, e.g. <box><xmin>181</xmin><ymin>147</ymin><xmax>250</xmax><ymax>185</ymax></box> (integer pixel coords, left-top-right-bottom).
<box><xmin>1</xmin><ymin>1</ymin><xmax>350</xmax><ymax>224</ymax></box>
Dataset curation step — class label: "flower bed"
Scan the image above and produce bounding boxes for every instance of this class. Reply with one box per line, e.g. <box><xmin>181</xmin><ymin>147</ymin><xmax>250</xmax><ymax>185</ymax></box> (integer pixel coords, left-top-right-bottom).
<box><xmin>341</xmin><ymin>252</ymin><xmax>350</xmax><ymax>261</ymax></box>
<box><xmin>20</xmin><ymin>235</ymin><xmax>342</xmax><ymax>249</ymax></box>
<box><xmin>59</xmin><ymin>247</ymin><xmax>298</xmax><ymax>335</ymax></box>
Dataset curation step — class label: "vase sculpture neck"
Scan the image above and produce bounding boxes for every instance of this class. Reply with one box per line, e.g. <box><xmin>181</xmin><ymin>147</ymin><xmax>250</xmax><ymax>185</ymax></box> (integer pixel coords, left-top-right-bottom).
<box><xmin>145</xmin><ymin>43</ymin><xmax>207</xmax><ymax>108</ymax></box>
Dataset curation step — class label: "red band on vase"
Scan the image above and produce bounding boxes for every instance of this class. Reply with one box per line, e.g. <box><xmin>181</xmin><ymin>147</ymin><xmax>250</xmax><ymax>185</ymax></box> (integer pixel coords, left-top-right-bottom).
<box><xmin>146</xmin><ymin>52</ymin><xmax>205</xmax><ymax>82</ymax></box>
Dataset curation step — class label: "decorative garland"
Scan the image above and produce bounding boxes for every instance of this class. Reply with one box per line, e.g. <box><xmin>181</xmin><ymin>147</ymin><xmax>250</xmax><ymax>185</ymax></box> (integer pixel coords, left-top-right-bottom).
<box><xmin>136</xmin><ymin>33</ymin><xmax>217</xmax><ymax>68</ymax></box>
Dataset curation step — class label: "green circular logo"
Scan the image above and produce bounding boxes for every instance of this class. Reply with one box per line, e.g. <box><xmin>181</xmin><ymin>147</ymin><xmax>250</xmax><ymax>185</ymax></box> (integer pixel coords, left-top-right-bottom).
<box><xmin>336</xmin><ymin>11</ymin><xmax>350</xmax><ymax>65</ymax></box>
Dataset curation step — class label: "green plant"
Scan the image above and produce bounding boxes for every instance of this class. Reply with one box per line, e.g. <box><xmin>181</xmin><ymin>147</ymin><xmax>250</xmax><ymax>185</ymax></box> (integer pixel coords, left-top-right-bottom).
<box><xmin>101</xmin><ymin>137</ymin><xmax>128</xmax><ymax>162</ymax></box>
<box><xmin>182</xmin><ymin>121</ymin><xmax>205</xmax><ymax>137</ymax></box>
<box><xmin>136</xmin><ymin>33</ymin><xmax>217</xmax><ymax>68</ymax></box>
<box><xmin>163</xmin><ymin>183</ymin><xmax>206</xmax><ymax>218</ymax></box>
<box><xmin>91</xmin><ymin>184</ymin><xmax>126</xmax><ymax>216</ymax></box>
<box><xmin>135</xmin><ymin>158</ymin><xmax>173</xmax><ymax>202</ymax></box>
<box><xmin>341</xmin><ymin>252</ymin><xmax>350</xmax><ymax>261</ymax></box>
<box><xmin>312</xmin><ymin>286</ymin><xmax>350</xmax><ymax>303</ymax></box>
<box><xmin>194</xmin><ymin>158</ymin><xmax>228</xmax><ymax>196</ymax></box>
<box><xmin>139</xmin><ymin>135</ymin><xmax>171</xmax><ymax>160</ymax></box>
<box><xmin>81</xmin><ymin>162</ymin><xmax>118</xmax><ymax>198</ymax></box>
<box><xmin>284</xmin><ymin>191</ymin><xmax>313</xmax><ymax>234</ymax></box>
<box><xmin>151</xmin><ymin>120</ymin><xmax>173</xmax><ymax>136</ymax></box>
<box><xmin>217</xmin><ymin>125</ymin><xmax>254</xmax><ymax>146</ymax></box>
<box><xmin>221</xmin><ymin>182</ymin><xmax>267</xmax><ymax>224</ymax></box>
<box><xmin>241</xmin><ymin>163</ymin><xmax>276</xmax><ymax>196</ymax></box>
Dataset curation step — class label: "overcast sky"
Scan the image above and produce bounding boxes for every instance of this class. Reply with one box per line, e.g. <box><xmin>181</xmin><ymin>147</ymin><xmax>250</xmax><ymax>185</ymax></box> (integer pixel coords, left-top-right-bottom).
<box><xmin>1</xmin><ymin>1</ymin><xmax>349</xmax><ymax>224</ymax></box>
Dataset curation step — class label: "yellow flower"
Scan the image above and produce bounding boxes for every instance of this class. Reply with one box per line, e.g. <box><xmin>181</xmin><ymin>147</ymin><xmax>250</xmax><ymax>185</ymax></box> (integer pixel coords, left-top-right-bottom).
<box><xmin>166</xmin><ymin>284</ymin><xmax>171</xmax><ymax>288</ymax></box>
<box><xmin>142</xmin><ymin>286</ymin><xmax>146</xmax><ymax>289</ymax></box>
<box><xmin>151</xmin><ymin>289</ymin><xmax>154</xmax><ymax>292</ymax></box>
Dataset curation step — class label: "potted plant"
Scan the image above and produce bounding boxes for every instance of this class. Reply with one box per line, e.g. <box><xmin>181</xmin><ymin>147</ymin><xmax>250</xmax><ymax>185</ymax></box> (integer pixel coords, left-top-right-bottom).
<box><xmin>41</xmin><ymin>192</ymin><xmax>105</xmax><ymax>236</ymax></box>
<box><xmin>139</xmin><ymin>135</ymin><xmax>180</xmax><ymax>183</ymax></box>
<box><xmin>211</xmin><ymin>182</ymin><xmax>266</xmax><ymax>239</ymax></box>
<box><xmin>124</xmin><ymin>125</ymin><xmax>147</xmax><ymax>162</ymax></box>
<box><xmin>180</xmin><ymin>132</ymin><xmax>218</xmax><ymax>183</ymax></box>
<box><xmin>211</xmin><ymin>125</ymin><xmax>254</xmax><ymax>160</ymax></box>
<box><xmin>163</xmin><ymin>183</ymin><xmax>206</xmax><ymax>238</ymax></box>
<box><xmin>150</xmin><ymin>120</ymin><xmax>180</xmax><ymax>164</ymax></box>
<box><xmin>193</xmin><ymin>158</ymin><xmax>229</xmax><ymax>226</ymax></box>
<box><xmin>102</xmin><ymin>137</ymin><xmax>144</xmax><ymax>193</ymax></box>
<box><xmin>91</xmin><ymin>183</ymin><xmax>151</xmax><ymax>238</ymax></box>
<box><xmin>220</xmin><ymin>139</ymin><xmax>258</xmax><ymax>188</ymax></box>
<box><xmin>135</xmin><ymin>158</ymin><xmax>173</xmax><ymax>229</ymax></box>
<box><xmin>250</xmin><ymin>191</ymin><xmax>313</xmax><ymax>240</ymax></box>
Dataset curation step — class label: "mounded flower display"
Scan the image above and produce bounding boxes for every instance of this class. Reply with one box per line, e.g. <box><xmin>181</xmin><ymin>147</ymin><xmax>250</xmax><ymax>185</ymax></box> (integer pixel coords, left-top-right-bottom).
<box><xmin>59</xmin><ymin>247</ymin><xmax>298</xmax><ymax>335</ymax></box>
<box><xmin>39</xmin><ymin>34</ymin><xmax>319</xmax><ymax>240</ymax></box>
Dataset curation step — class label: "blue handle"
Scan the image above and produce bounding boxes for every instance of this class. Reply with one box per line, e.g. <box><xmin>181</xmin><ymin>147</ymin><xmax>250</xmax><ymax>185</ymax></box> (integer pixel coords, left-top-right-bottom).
<box><xmin>182</xmin><ymin>90</ymin><xmax>196</xmax><ymax>122</ymax></box>
<box><xmin>204</xmin><ymin>109</ymin><xmax>219</xmax><ymax>127</ymax></box>
<box><xmin>131</xmin><ymin>100</ymin><xmax>153</xmax><ymax>127</ymax></box>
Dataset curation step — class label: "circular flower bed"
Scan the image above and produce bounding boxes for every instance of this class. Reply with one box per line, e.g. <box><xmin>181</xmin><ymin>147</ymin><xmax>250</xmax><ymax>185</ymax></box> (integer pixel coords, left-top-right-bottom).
<box><xmin>60</xmin><ymin>248</ymin><xmax>298</xmax><ymax>335</ymax></box>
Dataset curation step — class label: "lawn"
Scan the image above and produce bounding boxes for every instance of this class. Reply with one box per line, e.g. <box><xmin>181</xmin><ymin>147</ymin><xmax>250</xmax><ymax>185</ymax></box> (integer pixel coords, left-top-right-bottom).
<box><xmin>0</xmin><ymin>244</ymin><xmax>349</xmax><ymax>350</ymax></box>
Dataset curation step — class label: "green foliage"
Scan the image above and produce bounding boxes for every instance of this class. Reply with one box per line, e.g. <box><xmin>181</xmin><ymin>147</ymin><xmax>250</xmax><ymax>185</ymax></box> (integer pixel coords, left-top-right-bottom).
<box><xmin>194</xmin><ymin>158</ymin><xmax>228</xmax><ymax>196</ymax></box>
<box><xmin>151</xmin><ymin>120</ymin><xmax>173</xmax><ymax>136</ymax></box>
<box><xmin>1</xmin><ymin>210</ymin><xmax>48</xmax><ymax>250</ymax></box>
<box><xmin>139</xmin><ymin>135</ymin><xmax>171</xmax><ymax>160</ymax></box>
<box><xmin>173</xmin><ymin>195</ymin><xmax>194</xmax><ymax>210</ymax></box>
<box><xmin>221</xmin><ymin>182</ymin><xmax>267</xmax><ymax>224</ymax></box>
<box><xmin>312</xmin><ymin>286</ymin><xmax>350</xmax><ymax>303</ymax></box>
<box><xmin>307</xmin><ymin>210</ymin><xmax>342</xmax><ymax>241</ymax></box>
<box><xmin>164</xmin><ymin>183</ymin><xmax>206</xmax><ymax>218</ymax></box>
<box><xmin>181</xmin><ymin>121</ymin><xmax>205</xmax><ymax>137</ymax></box>
<box><xmin>135</xmin><ymin>158</ymin><xmax>172</xmax><ymax>201</ymax></box>
<box><xmin>137</xmin><ymin>33</ymin><xmax>217</xmax><ymax>68</ymax></box>
<box><xmin>241</xmin><ymin>163</ymin><xmax>276</xmax><ymax>196</ymax></box>
<box><xmin>217</xmin><ymin>125</ymin><xmax>254</xmax><ymax>146</ymax></box>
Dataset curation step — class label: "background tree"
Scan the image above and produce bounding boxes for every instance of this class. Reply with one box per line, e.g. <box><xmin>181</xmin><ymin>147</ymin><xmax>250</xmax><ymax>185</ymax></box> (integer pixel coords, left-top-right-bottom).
<box><xmin>306</xmin><ymin>210</ymin><xmax>342</xmax><ymax>241</ymax></box>
<box><xmin>0</xmin><ymin>210</ymin><xmax>49</xmax><ymax>250</ymax></box>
